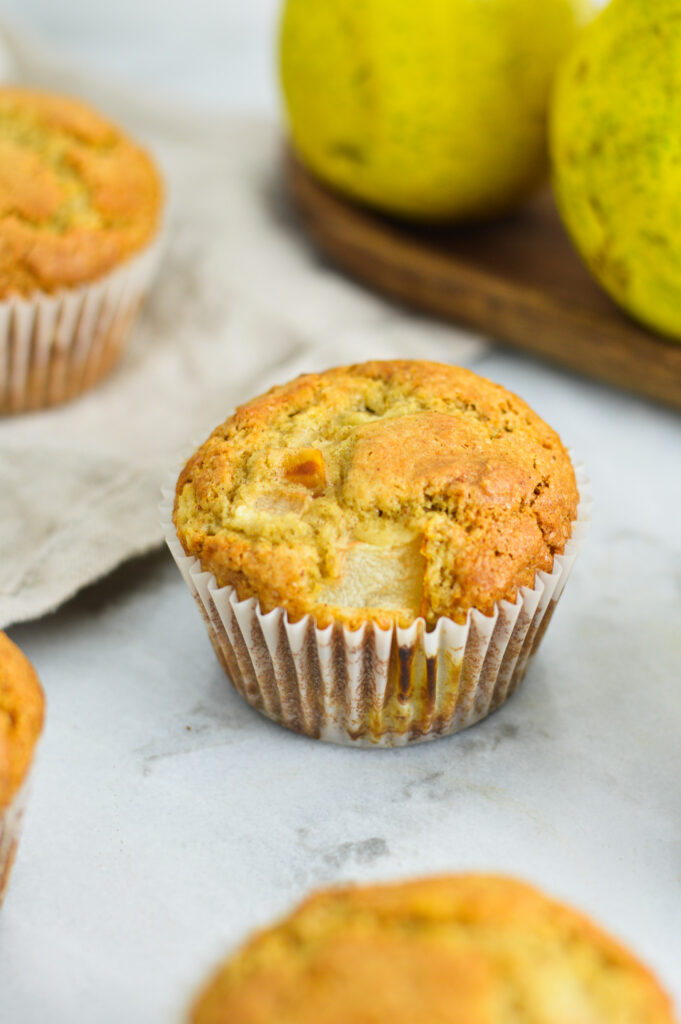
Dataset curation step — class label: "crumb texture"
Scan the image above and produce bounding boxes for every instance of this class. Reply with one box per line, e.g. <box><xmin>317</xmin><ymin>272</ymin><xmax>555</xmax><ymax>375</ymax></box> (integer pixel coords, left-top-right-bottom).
<box><xmin>175</xmin><ymin>361</ymin><xmax>579</xmax><ymax>629</ymax></box>
<box><xmin>0</xmin><ymin>632</ymin><xmax>44</xmax><ymax>808</ymax></box>
<box><xmin>0</xmin><ymin>87</ymin><xmax>162</xmax><ymax>297</ymax></box>
<box><xmin>190</xmin><ymin>874</ymin><xmax>674</xmax><ymax>1024</ymax></box>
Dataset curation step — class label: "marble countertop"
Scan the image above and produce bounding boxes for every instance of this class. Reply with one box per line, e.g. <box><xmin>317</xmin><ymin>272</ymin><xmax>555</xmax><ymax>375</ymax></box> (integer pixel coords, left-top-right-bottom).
<box><xmin>1</xmin><ymin>6</ymin><xmax>680</xmax><ymax>1021</ymax></box>
<box><xmin>5</xmin><ymin>350</ymin><xmax>681</xmax><ymax>1021</ymax></box>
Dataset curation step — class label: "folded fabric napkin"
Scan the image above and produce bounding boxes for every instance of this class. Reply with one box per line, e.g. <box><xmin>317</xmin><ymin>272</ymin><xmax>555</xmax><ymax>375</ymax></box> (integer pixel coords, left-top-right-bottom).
<box><xmin>0</xmin><ymin>28</ymin><xmax>487</xmax><ymax>628</ymax></box>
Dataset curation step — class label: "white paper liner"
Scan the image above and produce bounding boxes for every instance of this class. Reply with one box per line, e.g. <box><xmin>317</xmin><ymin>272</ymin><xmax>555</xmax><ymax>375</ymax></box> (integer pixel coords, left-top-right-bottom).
<box><xmin>162</xmin><ymin>458</ymin><xmax>591</xmax><ymax>747</ymax></box>
<box><xmin>0</xmin><ymin>771</ymin><xmax>33</xmax><ymax>907</ymax></box>
<box><xmin>0</xmin><ymin>231</ymin><xmax>163</xmax><ymax>414</ymax></box>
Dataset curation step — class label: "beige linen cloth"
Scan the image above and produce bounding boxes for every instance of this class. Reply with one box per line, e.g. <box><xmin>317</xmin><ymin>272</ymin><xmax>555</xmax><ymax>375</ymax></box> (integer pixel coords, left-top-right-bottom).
<box><xmin>0</xmin><ymin>28</ymin><xmax>487</xmax><ymax>628</ymax></box>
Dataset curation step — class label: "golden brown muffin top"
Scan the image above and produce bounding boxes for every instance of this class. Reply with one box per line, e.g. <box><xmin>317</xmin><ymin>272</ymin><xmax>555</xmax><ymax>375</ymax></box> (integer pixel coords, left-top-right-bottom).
<box><xmin>0</xmin><ymin>87</ymin><xmax>162</xmax><ymax>298</ymax></box>
<box><xmin>190</xmin><ymin>874</ymin><xmax>674</xmax><ymax>1024</ymax></box>
<box><xmin>175</xmin><ymin>361</ymin><xmax>578</xmax><ymax>629</ymax></box>
<box><xmin>0</xmin><ymin>632</ymin><xmax>44</xmax><ymax>809</ymax></box>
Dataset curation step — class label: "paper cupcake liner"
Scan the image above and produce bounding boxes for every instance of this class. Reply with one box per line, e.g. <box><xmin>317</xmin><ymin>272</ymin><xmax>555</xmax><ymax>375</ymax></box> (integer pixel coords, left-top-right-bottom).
<box><xmin>0</xmin><ymin>232</ymin><xmax>164</xmax><ymax>414</ymax></box>
<box><xmin>162</xmin><ymin>459</ymin><xmax>590</xmax><ymax>747</ymax></box>
<box><xmin>0</xmin><ymin>772</ymin><xmax>33</xmax><ymax>907</ymax></box>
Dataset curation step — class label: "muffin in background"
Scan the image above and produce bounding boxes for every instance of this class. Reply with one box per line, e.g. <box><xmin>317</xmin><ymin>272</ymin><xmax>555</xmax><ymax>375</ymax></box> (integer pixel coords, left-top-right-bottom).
<box><xmin>189</xmin><ymin>874</ymin><xmax>674</xmax><ymax>1023</ymax></box>
<box><xmin>0</xmin><ymin>87</ymin><xmax>164</xmax><ymax>413</ymax></box>
<box><xmin>0</xmin><ymin>632</ymin><xmax>44</xmax><ymax>904</ymax></box>
<box><xmin>166</xmin><ymin>360</ymin><xmax>590</xmax><ymax>745</ymax></box>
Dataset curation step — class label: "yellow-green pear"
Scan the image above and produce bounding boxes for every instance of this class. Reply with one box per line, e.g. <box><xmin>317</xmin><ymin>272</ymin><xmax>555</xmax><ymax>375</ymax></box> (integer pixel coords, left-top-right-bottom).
<box><xmin>552</xmin><ymin>0</ymin><xmax>681</xmax><ymax>339</ymax></box>
<box><xmin>280</xmin><ymin>0</ymin><xmax>592</xmax><ymax>223</ymax></box>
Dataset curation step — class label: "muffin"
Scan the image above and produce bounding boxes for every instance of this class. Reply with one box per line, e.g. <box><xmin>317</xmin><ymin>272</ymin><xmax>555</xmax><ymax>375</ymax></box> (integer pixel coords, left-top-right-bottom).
<box><xmin>189</xmin><ymin>874</ymin><xmax>674</xmax><ymax>1023</ymax></box>
<box><xmin>0</xmin><ymin>632</ymin><xmax>44</xmax><ymax>905</ymax></box>
<box><xmin>0</xmin><ymin>86</ymin><xmax>164</xmax><ymax>413</ymax></box>
<box><xmin>165</xmin><ymin>360</ymin><xmax>590</xmax><ymax>745</ymax></box>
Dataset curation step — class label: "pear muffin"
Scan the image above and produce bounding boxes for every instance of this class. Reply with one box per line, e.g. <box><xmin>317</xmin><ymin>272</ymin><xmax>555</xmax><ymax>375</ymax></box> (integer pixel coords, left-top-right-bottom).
<box><xmin>190</xmin><ymin>875</ymin><xmax>674</xmax><ymax>1023</ymax></box>
<box><xmin>0</xmin><ymin>87</ymin><xmax>162</xmax><ymax>298</ymax></box>
<box><xmin>0</xmin><ymin>632</ymin><xmax>45</xmax><ymax>904</ymax></box>
<box><xmin>168</xmin><ymin>361</ymin><xmax>587</xmax><ymax>744</ymax></box>
<box><xmin>0</xmin><ymin>87</ymin><xmax>163</xmax><ymax>412</ymax></box>
<box><xmin>175</xmin><ymin>361</ymin><xmax>578</xmax><ymax>629</ymax></box>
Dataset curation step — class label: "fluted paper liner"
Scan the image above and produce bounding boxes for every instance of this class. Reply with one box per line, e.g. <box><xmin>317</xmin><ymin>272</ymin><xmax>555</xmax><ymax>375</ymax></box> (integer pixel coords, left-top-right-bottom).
<box><xmin>0</xmin><ymin>232</ymin><xmax>163</xmax><ymax>414</ymax></box>
<box><xmin>162</xmin><ymin>460</ymin><xmax>590</xmax><ymax>747</ymax></box>
<box><xmin>0</xmin><ymin>772</ymin><xmax>33</xmax><ymax>907</ymax></box>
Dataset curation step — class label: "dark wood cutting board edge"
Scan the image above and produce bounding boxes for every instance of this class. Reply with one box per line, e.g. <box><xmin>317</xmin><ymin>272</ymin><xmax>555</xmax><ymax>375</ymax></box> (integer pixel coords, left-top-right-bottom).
<box><xmin>285</xmin><ymin>150</ymin><xmax>681</xmax><ymax>412</ymax></box>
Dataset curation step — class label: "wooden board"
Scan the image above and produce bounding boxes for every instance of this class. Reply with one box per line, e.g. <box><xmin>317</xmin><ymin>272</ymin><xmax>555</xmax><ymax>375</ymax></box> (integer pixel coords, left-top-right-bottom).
<box><xmin>285</xmin><ymin>151</ymin><xmax>681</xmax><ymax>412</ymax></box>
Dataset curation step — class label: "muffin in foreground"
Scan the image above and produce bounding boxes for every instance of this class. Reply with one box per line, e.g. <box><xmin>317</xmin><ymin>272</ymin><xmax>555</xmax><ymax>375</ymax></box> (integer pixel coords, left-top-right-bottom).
<box><xmin>166</xmin><ymin>360</ymin><xmax>589</xmax><ymax>745</ymax></box>
<box><xmin>189</xmin><ymin>874</ymin><xmax>674</xmax><ymax>1023</ymax></box>
<box><xmin>0</xmin><ymin>87</ymin><xmax>164</xmax><ymax>413</ymax></box>
<box><xmin>0</xmin><ymin>632</ymin><xmax>44</xmax><ymax>905</ymax></box>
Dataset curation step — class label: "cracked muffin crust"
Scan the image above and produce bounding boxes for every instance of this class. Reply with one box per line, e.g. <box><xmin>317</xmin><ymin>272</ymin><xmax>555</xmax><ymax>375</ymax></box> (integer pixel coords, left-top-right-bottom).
<box><xmin>175</xmin><ymin>361</ymin><xmax>578</xmax><ymax>629</ymax></box>
<box><xmin>0</xmin><ymin>632</ymin><xmax>44</xmax><ymax>810</ymax></box>
<box><xmin>0</xmin><ymin>87</ymin><xmax>162</xmax><ymax>298</ymax></box>
<box><xmin>190</xmin><ymin>875</ymin><xmax>674</xmax><ymax>1024</ymax></box>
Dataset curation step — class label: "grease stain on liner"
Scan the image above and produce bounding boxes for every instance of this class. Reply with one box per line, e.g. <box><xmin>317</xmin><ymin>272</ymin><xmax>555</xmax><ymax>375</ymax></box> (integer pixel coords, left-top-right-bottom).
<box><xmin>161</xmin><ymin>459</ymin><xmax>591</xmax><ymax>748</ymax></box>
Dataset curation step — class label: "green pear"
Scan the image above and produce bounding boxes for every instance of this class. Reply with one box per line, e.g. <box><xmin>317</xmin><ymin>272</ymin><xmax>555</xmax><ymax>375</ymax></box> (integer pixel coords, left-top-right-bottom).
<box><xmin>281</xmin><ymin>0</ymin><xmax>592</xmax><ymax>222</ymax></box>
<box><xmin>552</xmin><ymin>0</ymin><xmax>681</xmax><ymax>339</ymax></box>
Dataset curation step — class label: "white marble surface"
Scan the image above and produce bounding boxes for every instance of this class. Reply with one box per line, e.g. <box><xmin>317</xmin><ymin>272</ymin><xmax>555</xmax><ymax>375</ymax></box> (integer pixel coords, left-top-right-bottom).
<box><xmin>1</xmin><ymin>5</ymin><xmax>680</xmax><ymax>1022</ymax></box>
<box><xmin>5</xmin><ymin>350</ymin><xmax>681</xmax><ymax>1021</ymax></box>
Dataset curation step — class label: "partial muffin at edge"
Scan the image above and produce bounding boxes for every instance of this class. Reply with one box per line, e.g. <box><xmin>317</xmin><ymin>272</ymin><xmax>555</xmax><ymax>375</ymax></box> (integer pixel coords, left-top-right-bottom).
<box><xmin>190</xmin><ymin>874</ymin><xmax>675</xmax><ymax>1024</ymax></box>
<box><xmin>174</xmin><ymin>361</ymin><xmax>579</xmax><ymax>629</ymax></box>
<box><xmin>0</xmin><ymin>86</ymin><xmax>163</xmax><ymax>298</ymax></box>
<box><xmin>0</xmin><ymin>632</ymin><xmax>44</xmax><ymax>809</ymax></box>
